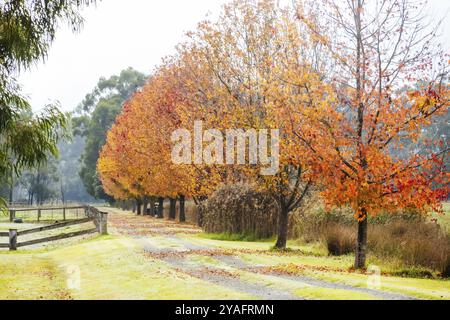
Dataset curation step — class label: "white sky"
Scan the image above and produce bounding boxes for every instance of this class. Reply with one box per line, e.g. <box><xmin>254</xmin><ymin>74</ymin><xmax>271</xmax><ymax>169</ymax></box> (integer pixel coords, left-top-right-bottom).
<box><xmin>18</xmin><ymin>0</ymin><xmax>450</xmax><ymax>113</ymax></box>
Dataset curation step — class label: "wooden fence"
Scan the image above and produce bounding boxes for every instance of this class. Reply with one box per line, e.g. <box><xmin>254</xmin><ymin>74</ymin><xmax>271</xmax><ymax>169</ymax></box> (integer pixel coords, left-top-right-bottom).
<box><xmin>7</xmin><ymin>206</ymin><xmax>87</xmax><ymax>222</ymax></box>
<box><xmin>0</xmin><ymin>206</ymin><xmax>108</xmax><ymax>251</ymax></box>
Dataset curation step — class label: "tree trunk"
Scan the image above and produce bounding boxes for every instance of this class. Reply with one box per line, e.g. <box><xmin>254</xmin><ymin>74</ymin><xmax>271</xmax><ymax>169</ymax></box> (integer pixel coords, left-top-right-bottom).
<box><xmin>132</xmin><ymin>200</ymin><xmax>136</xmax><ymax>213</ymax></box>
<box><xmin>157</xmin><ymin>197</ymin><xmax>164</xmax><ymax>219</ymax></box>
<box><xmin>275</xmin><ymin>207</ymin><xmax>289</xmax><ymax>249</ymax></box>
<box><xmin>197</xmin><ymin>205</ymin><xmax>204</xmax><ymax>227</ymax></box>
<box><xmin>169</xmin><ymin>198</ymin><xmax>176</xmax><ymax>220</ymax></box>
<box><xmin>143</xmin><ymin>198</ymin><xmax>148</xmax><ymax>215</ymax></box>
<box><xmin>179</xmin><ymin>195</ymin><xmax>186</xmax><ymax>222</ymax></box>
<box><xmin>354</xmin><ymin>209</ymin><xmax>368</xmax><ymax>269</ymax></box>
<box><xmin>150</xmin><ymin>200</ymin><xmax>156</xmax><ymax>217</ymax></box>
<box><xmin>8</xmin><ymin>170</ymin><xmax>13</xmax><ymax>205</ymax></box>
<box><xmin>136</xmin><ymin>199</ymin><xmax>143</xmax><ymax>215</ymax></box>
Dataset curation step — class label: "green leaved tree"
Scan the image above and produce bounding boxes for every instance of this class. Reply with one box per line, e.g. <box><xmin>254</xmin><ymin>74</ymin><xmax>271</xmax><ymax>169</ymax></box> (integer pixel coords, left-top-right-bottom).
<box><xmin>73</xmin><ymin>68</ymin><xmax>147</xmax><ymax>201</ymax></box>
<box><xmin>0</xmin><ymin>0</ymin><xmax>95</xmax><ymax>208</ymax></box>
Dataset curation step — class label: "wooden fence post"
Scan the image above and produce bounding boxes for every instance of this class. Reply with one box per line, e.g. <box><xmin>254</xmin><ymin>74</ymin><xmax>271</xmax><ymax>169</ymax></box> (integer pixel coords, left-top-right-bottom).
<box><xmin>63</xmin><ymin>208</ymin><xmax>66</xmax><ymax>221</ymax></box>
<box><xmin>9</xmin><ymin>229</ymin><xmax>17</xmax><ymax>251</ymax></box>
<box><xmin>9</xmin><ymin>210</ymin><xmax>15</xmax><ymax>222</ymax></box>
<box><xmin>37</xmin><ymin>209</ymin><xmax>41</xmax><ymax>222</ymax></box>
<box><xmin>98</xmin><ymin>212</ymin><xmax>108</xmax><ymax>235</ymax></box>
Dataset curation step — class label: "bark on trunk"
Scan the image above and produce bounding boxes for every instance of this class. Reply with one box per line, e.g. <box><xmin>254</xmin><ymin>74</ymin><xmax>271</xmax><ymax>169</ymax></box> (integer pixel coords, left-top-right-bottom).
<box><xmin>132</xmin><ymin>201</ymin><xmax>136</xmax><ymax>213</ymax></box>
<box><xmin>275</xmin><ymin>207</ymin><xmax>289</xmax><ymax>249</ymax></box>
<box><xmin>136</xmin><ymin>199</ymin><xmax>142</xmax><ymax>215</ymax></box>
<box><xmin>8</xmin><ymin>173</ymin><xmax>13</xmax><ymax>205</ymax></box>
<box><xmin>169</xmin><ymin>198</ymin><xmax>176</xmax><ymax>220</ymax></box>
<box><xmin>150</xmin><ymin>200</ymin><xmax>156</xmax><ymax>217</ymax></box>
<box><xmin>197</xmin><ymin>205</ymin><xmax>204</xmax><ymax>227</ymax></box>
<box><xmin>157</xmin><ymin>197</ymin><xmax>164</xmax><ymax>219</ymax></box>
<box><xmin>143</xmin><ymin>199</ymin><xmax>148</xmax><ymax>215</ymax></box>
<box><xmin>354</xmin><ymin>209</ymin><xmax>368</xmax><ymax>269</ymax></box>
<box><xmin>179</xmin><ymin>195</ymin><xmax>186</xmax><ymax>222</ymax></box>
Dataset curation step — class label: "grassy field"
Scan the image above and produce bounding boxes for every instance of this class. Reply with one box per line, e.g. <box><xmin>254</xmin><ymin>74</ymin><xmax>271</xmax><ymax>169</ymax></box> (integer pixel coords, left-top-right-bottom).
<box><xmin>432</xmin><ymin>202</ymin><xmax>450</xmax><ymax>233</ymax></box>
<box><xmin>0</xmin><ymin>236</ymin><xmax>256</xmax><ymax>300</ymax></box>
<box><xmin>0</xmin><ymin>207</ymin><xmax>449</xmax><ymax>300</ymax></box>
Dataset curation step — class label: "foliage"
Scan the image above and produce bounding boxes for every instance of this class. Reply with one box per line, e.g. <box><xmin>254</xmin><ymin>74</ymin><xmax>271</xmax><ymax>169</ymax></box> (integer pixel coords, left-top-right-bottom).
<box><xmin>98</xmin><ymin>0</ymin><xmax>448</xmax><ymax>266</ymax></box>
<box><xmin>287</xmin><ymin>0</ymin><xmax>449</xmax><ymax>268</ymax></box>
<box><xmin>0</xmin><ymin>106</ymin><xmax>68</xmax><ymax>206</ymax></box>
<box><xmin>74</xmin><ymin>68</ymin><xmax>146</xmax><ymax>200</ymax></box>
<box><xmin>19</xmin><ymin>157</ymin><xmax>60</xmax><ymax>205</ymax></box>
<box><xmin>57</xmin><ymin>136</ymin><xmax>95</xmax><ymax>203</ymax></box>
<box><xmin>0</xmin><ymin>0</ymin><xmax>94</xmax><ymax>207</ymax></box>
<box><xmin>294</xmin><ymin>205</ymin><xmax>450</xmax><ymax>276</ymax></box>
<box><xmin>98</xmin><ymin>0</ymin><xmax>319</xmax><ymax>248</ymax></box>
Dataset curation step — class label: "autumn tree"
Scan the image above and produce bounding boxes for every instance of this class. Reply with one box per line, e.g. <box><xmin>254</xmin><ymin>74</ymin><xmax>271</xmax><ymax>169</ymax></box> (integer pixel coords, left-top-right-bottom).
<box><xmin>100</xmin><ymin>0</ymin><xmax>329</xmax><ymax>248</ymax></box>
<box><xmin>98</xmin><ymin>66</ymin><xmax>204</xmax><ymax>221</ymax></box>
<box><xmin>175</xmin><ymin>0</ymin><xmax>327</xmax><ymax>248</ymax></box>
<box><xmin>292</xmin><ymin>0</ymin><xmax>449</xmax><ymax>268</ymax></box>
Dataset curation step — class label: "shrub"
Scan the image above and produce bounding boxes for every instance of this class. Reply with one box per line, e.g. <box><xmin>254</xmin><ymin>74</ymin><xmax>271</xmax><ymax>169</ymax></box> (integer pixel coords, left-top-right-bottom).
<box><xmin>323</xmin><ymin>225</ymin><xmax>356</xmax><ymax>256</ymax></box>
<box><xmin>294</xmin><ymin>204</ymin><xmax>450</xmax><ymax>276</ymax></box>
<box><xmin>202</xmin><ymin>183</ymin><xmax>278</xmax><ymax>239</ymax></box>
<box><xmin>368</xmin><ymin>220</ymin><xmax>450</xmax><ymax>276</ymax></box>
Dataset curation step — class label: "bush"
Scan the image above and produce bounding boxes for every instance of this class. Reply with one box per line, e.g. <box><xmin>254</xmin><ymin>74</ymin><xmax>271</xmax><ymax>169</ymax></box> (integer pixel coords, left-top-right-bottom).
<box><xmin>202</xmin><ymin>183</ymin><xmax>278</xmax><ymax>239</ymax></box>
<box><xmin>323</xmin><ymin>225</ymin><xmax>355</xmax><ymax>256</ymax></box>
<box><xmin>368</xmin><ymin>220</ymin><xmax>450</xmax><ymax>276</ymax></box>
<box><xmin>294</xmin><ymin>204</ymin><xmax>450</xmax><ymax>276</ymax></box>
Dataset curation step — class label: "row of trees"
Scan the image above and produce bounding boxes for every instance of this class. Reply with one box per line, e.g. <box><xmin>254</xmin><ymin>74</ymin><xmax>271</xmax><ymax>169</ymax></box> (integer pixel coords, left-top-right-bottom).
<box><xmin>8</xmin><ymin>136</ymin><xmax>95</xmax><ymax>205</ymax></box>
<box><xmin>98</xmin><ymin>0</ymin><xmax>449</xmax><ymax>269</ymax></box>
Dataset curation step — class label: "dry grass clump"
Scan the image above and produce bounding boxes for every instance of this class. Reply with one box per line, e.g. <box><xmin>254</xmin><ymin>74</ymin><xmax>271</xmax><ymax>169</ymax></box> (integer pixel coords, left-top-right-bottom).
<box><xmin>323</xmin><ymin>225</ymin><xmax>356</xmax><ymax>256</ymax></box>
<box><xmin>368</xmin><ymin>220</ymin><xmax>450</xmax><ymax>277</ymax></box>
<box><xmin>201</xmin><ymin>183</ymin><xmax>278</xmax><ymax>239</ymax></box>
<box><xmin>293</xmin><ymin>202</ymin><xmax>450</xmax><ymax>276</ymax></box>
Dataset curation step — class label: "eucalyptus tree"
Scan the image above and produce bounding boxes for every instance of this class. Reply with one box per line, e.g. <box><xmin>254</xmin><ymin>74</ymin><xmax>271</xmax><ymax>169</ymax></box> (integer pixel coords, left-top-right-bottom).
<box><xmin>0</xmin><ymin>0</ymin><xmax>95</xmax><ymax>207</ymax></box>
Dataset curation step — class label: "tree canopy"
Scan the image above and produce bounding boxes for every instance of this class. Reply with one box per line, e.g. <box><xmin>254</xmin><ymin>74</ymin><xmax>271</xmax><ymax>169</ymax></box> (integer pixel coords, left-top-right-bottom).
<box><xmin>0</xmin><ymin>0</ymin><xmax>95</xmax><ymax>207</ymax></box>
<box><xmin>98</xmin><ymin>0</ymin><xmax>448</xmax><ymax>268</ymax></box>
<box><xmin>74</xmin><ymin>67</ymin><xmax>147</xmax><ymax>200</ymax></box>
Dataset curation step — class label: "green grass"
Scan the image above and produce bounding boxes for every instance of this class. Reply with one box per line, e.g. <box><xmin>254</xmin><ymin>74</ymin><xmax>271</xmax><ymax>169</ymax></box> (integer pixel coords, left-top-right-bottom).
<box><xmin>0</xmin><ymin>254</ymin><xmax>71</xmax><ymax>300</ymax></box>
<box><xmin>0</xmin><ymin>222</ymin><xmax>47</xmax><ymax>231</ymax></box>
<box><xmin>238</xmin><ymin>269</ymin><xmax>380</xmax><ymax>300</ymax></box>
<box><xmin>298</xmin><ymin>269</ymin><xmax>450</xmax><ymax>300</ymax></box>
<box><xmin>2</xmin><ymin>206</ymin><xmax>450</xmax><ymax>300</ymax></box>
<box><xmin>183</xmin><ymin>250</ymin><xmax>380</xmax><ymax>300</ymax></box>
<box><xmin>0</xmin><ymin>236</ymin><xmax>256</xmax><ymax>300</ymax></box>
<box><xmin>2</xmin><ymin>232</ymin><xmax>449</xmax><ymax>300</ymax></box>
<box><xmin>0</xmin><ymin>209</ymin><xmax>85</xmax><ymax>224</ymax></box>
<box><xmin>188</xmin><ymin>234</ymin><xmax>327</xmax><ymax>256</ymax></box>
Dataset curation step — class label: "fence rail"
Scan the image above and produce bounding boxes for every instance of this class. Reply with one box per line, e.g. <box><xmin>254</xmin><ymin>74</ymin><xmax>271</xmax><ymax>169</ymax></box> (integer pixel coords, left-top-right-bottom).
<box><xmin>17</xmin><ymin>228</ymin><xmax>98</xmax><ymax>248</ymax></box>
<box><xmin>0</xmin><ymin>206</ymin><xmax>108</xmax><ymax>251</ymax></box>
<box><xmin>7</xmin><ymin>206</ymin><xmax>88</xmax><ymax>222</ymax></box>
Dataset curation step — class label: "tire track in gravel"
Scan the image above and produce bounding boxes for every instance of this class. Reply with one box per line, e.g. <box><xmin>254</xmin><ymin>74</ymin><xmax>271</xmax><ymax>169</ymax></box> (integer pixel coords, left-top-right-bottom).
<box><xmin>107</xmin><ymin>208</ymin><xmax>418</xmax><ymax>300</ymax></box>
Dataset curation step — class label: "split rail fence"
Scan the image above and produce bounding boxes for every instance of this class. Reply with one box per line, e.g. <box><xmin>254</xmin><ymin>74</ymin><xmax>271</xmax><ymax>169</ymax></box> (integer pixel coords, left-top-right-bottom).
<box><xmin>0</xmin><ymin>206</ymin><xmax>108</xmax><ymax>251</ymax></box>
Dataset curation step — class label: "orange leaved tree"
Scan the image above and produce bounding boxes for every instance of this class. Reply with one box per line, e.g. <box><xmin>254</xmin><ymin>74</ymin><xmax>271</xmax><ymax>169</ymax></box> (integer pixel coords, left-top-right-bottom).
<box><xmin>290</xmin><ymin>0</ymin><xmax>449</xmax><ymax>268</ymax></box>
<box><xmin>176</xmin><ymin>0</ymin><xmax>331</xmax><ymax>248</ymax></box>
